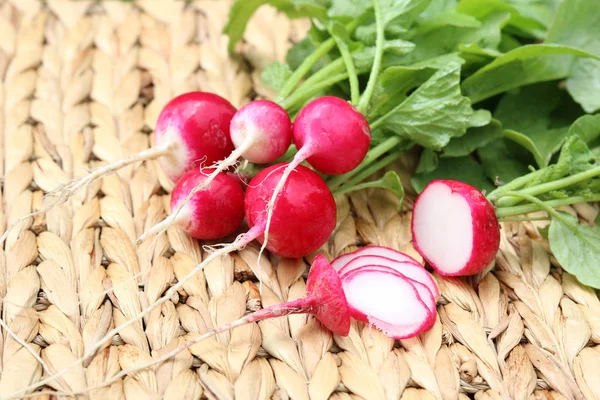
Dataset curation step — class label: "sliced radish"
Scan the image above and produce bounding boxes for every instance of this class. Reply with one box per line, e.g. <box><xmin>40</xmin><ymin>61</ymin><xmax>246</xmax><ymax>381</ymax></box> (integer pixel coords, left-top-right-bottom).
<box><xmin>411</xmin><ymin>180</ymin><xmax>500</xmax><ymax>276</ymax></box>
<box><xmin>331</xmin><ymin>245</ymin><xmax>422</xmax><ymax>271</ymax></box>
<box><xmin>338</xmin><ymin>255</ymin><xmax>440</xmax><ymax>300</ymax></box>
<box><xmin>341</xmin><ymin>268</ymin><xmax>434</xmax><ymax>339</ymax></box>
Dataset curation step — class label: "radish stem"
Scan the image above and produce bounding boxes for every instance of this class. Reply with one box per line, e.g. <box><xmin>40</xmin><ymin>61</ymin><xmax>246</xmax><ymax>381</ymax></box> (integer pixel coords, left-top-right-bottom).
<box><xmin>356</xmin><ymin>0</ymin><xmax>384</xmax><ymax>115</ymax></box>
<box><xmin>494</xmin><ymin>191</ymin><xmax>579</xmax><ymax>229</ymax></box>
<box><xmin>331</xmin><ymin>27</ymin><xmax>360</xmax><ymax>105</ymax></box>
<box><xmin>494</xmin><ymin>194</ymin><xmax>600</xmax><ymax>218</ymax></box>
<box><xmin>279</xmin><ymin>73</ymin><xmax>349</xmax><ymax>111</ymax></box>
<box><xmin>492</xmin><ymin>165</ymin><xmax>600</xmax><ymax>207</ymax></box>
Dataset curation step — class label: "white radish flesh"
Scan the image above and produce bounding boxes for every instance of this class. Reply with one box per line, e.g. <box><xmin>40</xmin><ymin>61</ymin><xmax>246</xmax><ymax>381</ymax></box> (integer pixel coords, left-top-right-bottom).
<box><xmin>341</xmin><ymin>268</ymin><xmax>433</xmax><ymax>339</ymax></box>
<box><xmin>338</xmin><ymin>256</ymin><xmax>439</xmax><ymax>299</ymax></box>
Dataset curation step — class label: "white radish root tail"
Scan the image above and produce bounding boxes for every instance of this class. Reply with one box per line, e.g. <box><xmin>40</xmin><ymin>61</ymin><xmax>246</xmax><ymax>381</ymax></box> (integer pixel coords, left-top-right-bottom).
<box><xmin>0</xmin><ymin>145</ymin><xmax>174</xmax><ymax>247</ymax></box>
<box><xmin>4</xmin><ymin>226</ymin><xmax>264</xmax><ymax>400</ymax></box>
<box><xmin>136</xmin><ymin>138</ymin><xmax>253</xmax><ymax>245</ymax></box>
<box><xmin>256</xmin><ymin>143</ymin><xmax>317</xmax><ymax>290</ymax></box>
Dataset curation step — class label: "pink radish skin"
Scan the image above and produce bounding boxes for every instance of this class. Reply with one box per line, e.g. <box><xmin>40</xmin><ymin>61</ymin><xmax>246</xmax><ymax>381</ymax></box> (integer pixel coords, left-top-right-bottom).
<box><xmin>257</xmin><ymin>96</ymin><xmax>370</xmax><ymax>259</ymax></box>
<box><xmin>154</xmin><ymin>92</ymin><xmax>237</xmax><ymax>182</ymax></box>
<box><xmin>338</xmin><ymin>256</ymin><xmax>440</xmax><ymax>299</ymax></box>
<box><xmin>230</xmin><ymin>100</ymin><xmax>292</xmax><ymax>164</ymax></box>
<box><xmin>341</xmin><ymin>264</ymin><xmax>436</xmax><ymax>325</ymax></box>
<box><xmin>331</xmin><ymin>245</ymin><xmax>422</xmax><ymax>271</ymax></box>
<box><xmin>342</xmin><ymin>268</ymin><xmax>433</xmax><ymax>339</ymax></box>
<box><xmin>292</xmin><ymin>96</ymin><xmax>371</xmax><ymax>175</ymax></box>
<box><xmin>139</xmin><ymin>167</ymin><xmax>245</xmax><ymax>241</ymax></box>
<box><xmin>412</xmin><ymin>180</ymin><xmax>500</xmax><ymax>276</ymax></box>
<box><xmin>244</xmin><ymin>163</ymin><xmax>336</xmax><ymax>258</ymax></box>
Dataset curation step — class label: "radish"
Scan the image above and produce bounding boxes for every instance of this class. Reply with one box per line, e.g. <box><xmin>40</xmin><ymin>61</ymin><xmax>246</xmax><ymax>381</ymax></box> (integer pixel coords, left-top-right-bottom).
<box><xmin>137</xmin><ymin>167</ymin><xmax>245</xmax><ymax>242</ymax></box>
<box><xmin>411</xmin><ymin>180</ymin><xmax>500</xmax><ymax>276</ymax></box>
<box><xmin>138</xmin><ymin>99</ymin><xmax>291</xmax><ymax>243</ymax></box>
<box><xmin>330</xmin><ymin>245</ymin><xmax>422</xmax><ymax>270</ymax></box>
<box><xmin>341</xmin><ymin>267</ymin><xmax>434</xmax><ymax>339</ymax></box>
<box><xmin>16</xmin><ymin>254</ymin><xmax>351</xmax><ymax>394</ymax></box>
<box><xmin>337</xmin><ymin>256</ymin><xmax>440</xmax><ymax>300</ymax></box>
<box><xmin>259</xmin><ymin>96</ymin><xmax>370</xmax><ymax>258</ymax></box>
<box><xmin>245</xmin><ymin>163</ymin><xmax>337</xmax><ymax>258</ymax></box>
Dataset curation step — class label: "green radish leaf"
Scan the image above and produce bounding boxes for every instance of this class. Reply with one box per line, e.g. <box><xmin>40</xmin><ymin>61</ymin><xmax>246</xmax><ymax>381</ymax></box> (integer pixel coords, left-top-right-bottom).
<box><xmin>411</xmin><ymin>156</ymin><xmax>495</xmax><ymax>193</ymax></box>
<box><xmin>456</xmin><ymin>0</ymin><xmax>548</xmax><ymax>39</ymax></box>
<box><xmin>547</xmin><ymin>0</ymin><xmax>600</xmax><ymax>113</ymax></box>
<box><xmin>461</xmin><ymin>44</ymin><xmax>600</xmax><ymax>103</ymax></box>
<box><xmin>549</xmin><ymin>212</ymin><xmax>600</xmax><ymax>289</ymax></box>
<box><xmin>477</xmin><ymin>139</ymin><xmax>531</xmax><ymax>185</ymax></box>
<box><xmin>224</xmin><ymin>0</ymin><xmax>328</xmax><ymax>54</ymax></box>
<box><xmin>261</xmin><ymin>61</ymin><xmax>293</xmax><ymax>91</ymax></box>
<box><xmin>415</xmin><ymin>148</ymin><xmax>438</xmax><ymax>174</ymax></box>
<box><xmin>443</xmin><ymin>118</ymin><xmax>503</xmax><ymax>157</ymax></box>
<box><xmin>504</xmin><ymin>127</ymin><xmax>571</xmax><ymax>169</ymax></box>
<box><xmin>538</xmin><ymin>225</ymin><xmax>550</xmax><ymax>240</ymax></box>
<box><xmin>378</xmin><ymin>62</ymin><xmax>486</xmax><ymax>150</ymax></box>
<box><xmin>568</xmin><ymin>114</ymin><xmax>600</xmax><ymax>145</ymax></box>
<box><xmin>328</xmin><ymin>0</ymin><xmax>371</xmax><ymax>18</ymax></box>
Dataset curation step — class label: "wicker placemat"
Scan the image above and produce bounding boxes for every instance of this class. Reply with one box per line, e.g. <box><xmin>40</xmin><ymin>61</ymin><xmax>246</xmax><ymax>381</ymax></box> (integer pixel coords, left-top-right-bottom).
<box><xmin>0</xmin><ymin>1</ymin><xmax>599</xmax><ymax>399</ymax></box>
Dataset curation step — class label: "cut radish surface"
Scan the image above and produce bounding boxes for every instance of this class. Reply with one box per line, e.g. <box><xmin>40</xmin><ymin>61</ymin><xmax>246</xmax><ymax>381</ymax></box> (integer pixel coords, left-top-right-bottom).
<box><xmin>341</xmin><ymin>268</ymin><xmax>433</xmax><ymax>339</ymax></box>
<box><xmin>331</xmin><ymin>245</ymin><xmax>422</xmax><ymax>271</ymax></box>
<box><xmin>412</xmin><ymin>180</ymin><xmax>500</xmax><ymax>276</ymax></box>
<box><xmin>338</xmin><ymin>256</ymin><xmax>439</xmax><ymax>299</ymax></box>
<box><xmin>342</xmin><ymin>264</ymin><xmax>436</xmax><ymax>320</ymax></box>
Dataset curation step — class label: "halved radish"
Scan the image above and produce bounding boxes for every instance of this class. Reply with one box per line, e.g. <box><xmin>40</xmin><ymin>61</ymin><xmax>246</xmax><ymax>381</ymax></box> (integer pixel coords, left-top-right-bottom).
<box><xmin>338</xmin><ymin>255</ymin><xmax>440</xmax><ymax>300</ymax></box>
<box><xmin>331</xmin><ymin>245</ymin><xmax>422</xmax><ymax>271</ymax></box>
<box><xmin>411</xmin><ymin>180</ymin><xmax>500</xmax><ymax>276</ymax></box>
<box><xmin>341</xmin><ymin>268</ymin><xmax>434</xmax><ymax>339</ymax></box>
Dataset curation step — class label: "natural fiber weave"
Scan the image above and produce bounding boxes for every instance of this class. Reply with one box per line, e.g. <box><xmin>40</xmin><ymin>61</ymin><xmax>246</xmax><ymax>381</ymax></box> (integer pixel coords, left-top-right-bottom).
<box><xmin>0</xmin><ymin>0</ymin><xmax>599</xmax><ymax>399</ymax></box>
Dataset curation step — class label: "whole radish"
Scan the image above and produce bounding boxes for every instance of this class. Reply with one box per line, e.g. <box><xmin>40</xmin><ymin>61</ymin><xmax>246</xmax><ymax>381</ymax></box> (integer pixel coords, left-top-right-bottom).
<box><xmin>0</xmin><ymin>92</ymin><xmax>238</xmax><ymax>247</ymax></box>
<box><xmin>154</xmin><ymin>92</ymin><xmax>237</xmax><ymax>182</ymax></box>
<box><xmin>140</xmin><ymin>100</ymin><xmax>293</xmax><ymax>241</ymax></box>
<box><xmin>245</xmin><ymin>163</ymin><xmax>337</xmax><ymax>258</ymax></box>
<box><xmin>411</xmin><ymin>180</ymin><xmax>500</xmax><ymax>276</ymax></box>
<box><xmin>259</xmin><ymin>96</ymin><xmax>370</xmax><ymax>258</ymax></box>
<box><xmin>138</xmin><ymin>167</ymin><xmax>245</xmax><ymax>242</ymax></box>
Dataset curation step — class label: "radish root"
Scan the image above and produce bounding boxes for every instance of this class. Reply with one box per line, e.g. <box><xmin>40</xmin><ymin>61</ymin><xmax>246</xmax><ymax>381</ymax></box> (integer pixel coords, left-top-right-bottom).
<box><xmin>4</xmin><ymin>226</ymin><xmax>263</xmax><ymax>400</ymax></box>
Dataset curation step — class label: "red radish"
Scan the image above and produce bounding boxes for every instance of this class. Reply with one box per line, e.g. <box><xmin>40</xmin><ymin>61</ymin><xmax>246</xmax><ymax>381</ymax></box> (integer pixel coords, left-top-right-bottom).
<box><xmin>20</xmin><ymin>254</ymin><xmax>351</xmax><ymax>393</ymax></box>
<box><xmin>411</xmin><ymin>180</ymin><xmax>500</xmax><ymax>276</ymax></box>
<box><xmin>0</xmin><ymin>91</ymin><xmax>238</xmax><ymax>247</ymax></box>
<box><xmin>258</xmin><ymin>96</ymin><xmax>370</xmax><ymax>258</ymax></box>
<box><xmin>137</xmin><ymin>167</ymin><xmax>245</xmax><ymax>242</ymax></box>
<box><xmin>341</xmin><ymin>268</ymin><xmax>434</xmax><ymax>339</ymax></box>
<box><xmin>229</xmin><ymin>100</ymin><xmax>292</xmax><ymax>164</ymax></box>
<box><xmin>138</xmin><ymin>100</ymin><xmax>291</xmax><ymax>243</ymax></box>
<box><xmin>331</xmin><ymin>245</ymin><xmax>422</xmax><ymax>270</ymax></box>
<box><xmin>338</xmin><ymin>256</ymin><xmax>440</xmax><ymax>299</ymax></box>
<box><xmin>153</xmin><ymin>92</ymin><xmax>237</xmax><ymax>182</ymax></box>
<box><xmin>244</xmin><ymin>163</ymin><xmax>337</xmax><ymax>258</ymax></box>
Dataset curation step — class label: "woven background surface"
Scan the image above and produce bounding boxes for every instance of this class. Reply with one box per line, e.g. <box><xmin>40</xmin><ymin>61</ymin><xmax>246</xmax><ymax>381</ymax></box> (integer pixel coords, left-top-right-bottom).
<box><xmin>0</xmin><ymin>0</ymin><xmax>599</xmax><ymax>399</ymax></box>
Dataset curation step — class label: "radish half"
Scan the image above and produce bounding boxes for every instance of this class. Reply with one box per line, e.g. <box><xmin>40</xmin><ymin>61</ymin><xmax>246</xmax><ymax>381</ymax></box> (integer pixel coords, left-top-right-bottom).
<box><xmin>341</xmin><ymin>268</ymin><xmax>434</xmax><ymax>339</ymax></box>
<box><xmin>411</xmin><ymin>180</ymin><xmax>500</xmax><ymax>276</ymax></box>
<box><xmin>331</xmin><ymin>245</ymin><xmax>422</xmax><ymax>271</ymax></box>
<box><xmin>337</xmin><ymin>256</ymin><xmax>440</xmax><ymax>300</ymax></box>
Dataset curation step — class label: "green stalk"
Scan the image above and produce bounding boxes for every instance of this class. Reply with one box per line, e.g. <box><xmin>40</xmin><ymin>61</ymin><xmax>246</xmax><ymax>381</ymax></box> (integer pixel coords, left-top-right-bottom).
<box><xmin>494</xmin><ymin>165</ymin><xmax>600</xmax><ymax>207</ymax></box>
<box><xmin>356</xmin><ymin>0</ymin><xmax>384</xmax><ymax>115</ymax></box>
<box><xmin>487</xmin><ymin>168</ymin><xmax>547</xmax><ymax>200</ymax></box>
<box><xmin>296</xmin><ymin>58</ymin><xmax>346</xmax><ymax>95</ymax></box>
<box><xmin>275</xmin><ymin>20</ymin><xmax>361</xmax><ymax>103</ymax></box>
<box><xmin>494</xmin><ymin>191</ymin><xmax>580</xmax><ymax>229</ymax></box>
<box><xmin>497</xmin><ymin>216</ymin><xmax>551</xmax><ymax>223</ymax></box>
<box><xmin>331</xmin><ymin>32</ymin><xmax>360</xmax><ymax>105</ymax></box>
<box><xmin>494</xmin><ymin>194</ymin><xmax>600</xmax><ymax>218</ymax></box>
<box><xmin>340</xmin><ymin>151</ymin><xmax>400</xmax><ymax>190</ymax></box>
<box><xmin>279</xmin><ymin>73</ymin><xmax>349</xmax><ymax>111</ymax></box>
<box><xmin>328</xmin><ymin>136</ymin><xmax>402</xmax><ymax>190</ymax></box>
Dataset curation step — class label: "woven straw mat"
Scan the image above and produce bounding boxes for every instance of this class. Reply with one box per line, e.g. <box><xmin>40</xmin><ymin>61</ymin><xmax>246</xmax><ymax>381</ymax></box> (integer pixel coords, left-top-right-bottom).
<box><xmin>0</xmin><ymin>0</ymin><xmax>599</xmax><ymax>399</ymax></box>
